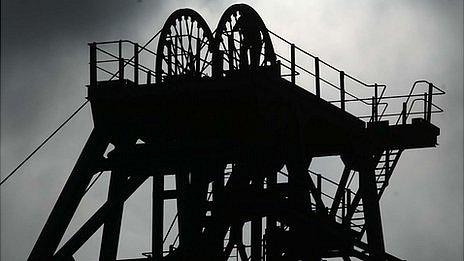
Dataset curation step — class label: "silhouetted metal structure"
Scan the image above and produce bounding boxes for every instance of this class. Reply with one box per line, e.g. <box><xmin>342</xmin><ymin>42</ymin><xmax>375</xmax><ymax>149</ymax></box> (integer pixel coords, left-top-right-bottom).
<box><xmin>28</xmin><ymin>4</ymin><xmax>444</xmax><ymax>261</ymax></box>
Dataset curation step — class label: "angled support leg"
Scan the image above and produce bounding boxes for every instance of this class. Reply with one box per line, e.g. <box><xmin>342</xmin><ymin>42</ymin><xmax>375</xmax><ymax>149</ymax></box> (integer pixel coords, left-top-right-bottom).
<box><xmin>53</xmin><ymin>176</ymin><xmax>148</xmax><ymax>259</ymax></box>
<box><xmin>359</xmin><ymin>153</ymin><xmax>386</xmax><ymax>260</ymax></box>
<box><xmin>152</xmin><ymin>173</ymin><xmax>164</xmax><ymax>261</ymax></box>
<box><xmin>99</xmin><ymin>171</ymin><xmax>126</xmax><ymax>260</ymax></box>
<box><xmin>28</xmin><ymin>129</ymin><xmax>109</xmax><ymax>261</ymax></box>
<box><xmin>330</xmin><ymin>166</ymin><xmax>351</xmax><ymax>218</ymax></box>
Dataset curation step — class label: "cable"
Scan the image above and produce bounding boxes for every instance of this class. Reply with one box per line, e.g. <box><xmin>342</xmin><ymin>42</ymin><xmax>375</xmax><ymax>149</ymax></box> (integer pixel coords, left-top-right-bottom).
<box><xmin>1</xmin><ymin>29</ymin><xmax>162</xmax><ymax>188</ymax></box>
<box><xmin>0</xmin><ymin>100</ymin><xmax>89</xmax><ymax>186</ymax></box>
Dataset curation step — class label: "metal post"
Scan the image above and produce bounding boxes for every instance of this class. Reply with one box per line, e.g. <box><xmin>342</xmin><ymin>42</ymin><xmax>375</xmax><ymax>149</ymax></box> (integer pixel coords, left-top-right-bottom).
<box><xmin>175</xmin><ymin>170</ymin><xmax>189</xmax><ymax>247</ymax></box>
<box><xmin>251</xmin><ymin>217</ymin><xmax>262</xmax><ymax>261</ymax></box>
<box><xmin>402</xmin><ymin>102</ymin><xmax>407</xmax><ymax>124</ymax></box>
<box><xmin>341</xmin><ymin>188</ymin><xmax>346</xmax><ymax>219</ymax></box>
<box><xmin>346</xmin><ymin>189</ymin><xmax>351</xmax><ymax>225</ymax></box>
<box><xmin>375</xmin><ymin>83</ymin><xmax>379</xmax><ymax>120</ymax></box>
<box><xmin>423</xmin><ymin>93</ymin><xmax>428</xmax><ymax>120</ymax></box>
<box><xmin>340</xmin><ymin>71</ymin><xmax>345</xmax><ymax>111</ymax></box>
<box><xmin>372</xmin><ymin>96</ymin><xmax>378</xmax><ymax>122</ymax></box>
<box><xmin>251</xmin><ymin>169</ymin><xmax>263</xmax><ymax>261</ymax></box>
<box><xmin>152</xmin><ymin>174</ymin><xmax>164</xmax><ymax>260</ymax></box>
<box><xmin>266</xmin><ymin>173</ymin><xmax>277</xmax><ymax>233</ymax></box>
<box><xmin>427</xmin><ymin>83</ymin><xmax>433</xmax><ymax>122</ymax></box>
<box><xmin>317</xmin><ymin>174</ymin><xmax>322</xmax><ymax>212</ymax></box>
<box><xmin>119</xmin><ymin>40</ymin><xmax>124</xmax><ymax>83</ymax></box>
<box><xmin>315</xmin><ymin>57</ymin><xmax>320</xmax><ymax>97</ymax></box>
<box><xmin>291</xmin><ymin>43</ymin><xmax>296</xmax><ymax>85</ymax></box>
<box><xmin>212</xmin><ymin>165</ymin><xmax>225</xmax><ymax>258</ymax></box>
<box><xmin>90</xmin><ymin>43</ymin><xmax>97</xmax><ymax>88</ymax></box>
<box><xmin>147</xmin><ymin>71</ymin><xmax>152</xmax><ymax>84</ymax></box>
<box><xmin>134</xmin><ymin>43</ymin><xmax>139</xmax><ymax>86</ymax></box>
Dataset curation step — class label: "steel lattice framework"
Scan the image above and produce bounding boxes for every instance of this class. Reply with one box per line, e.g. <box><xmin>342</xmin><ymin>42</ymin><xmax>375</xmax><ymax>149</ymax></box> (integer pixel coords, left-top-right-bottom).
<box><xmin>28</xmin><ymin>4</ymin><xmax>444</xmax><ymax>261</ymax></box>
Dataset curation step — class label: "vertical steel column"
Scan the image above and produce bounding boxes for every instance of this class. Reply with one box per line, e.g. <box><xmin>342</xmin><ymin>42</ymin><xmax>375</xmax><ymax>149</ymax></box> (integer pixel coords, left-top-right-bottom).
<box><xmin>119</xmin><ymin>40</ymin><xmax>124</xmax><ymax>83</ymax></box>
<box><xmin>265</xmin><ymin>170</ymin><xmax>278</xmax><ymax>261</ymax></box>
<box><xmin>251</xmin><ymin>174</ymin><xmax>263</xmax><ymax>261</ymax></box>
<box><xmin>317</xmin><ymin>174</ymin><xmax>322</xmax><ymax>213</ymax></box>
<box><xmin>90</xmin><ymin>43</ymin><xmax>97</xmax><ymax>88</ymax></box>
<box><xmin>211</xmin><ymin>164</ymin><xmax>225</xmax><ymax>258</ymax></box>
<box><xmin>99</xmin><ymin>172</ymin><xmax>126</xmax><ymax>261</ymax></box>
<box><xmin>152</xmin><ymin>174</ymin><xmax>164</xmax><ymax>260</ymax></box>
<box><xmin>427</xmin><ymin>83</ymin><xmax>433</xmax><ymax>122</ymax></box>
<box><xmin>291</xmin><ymin>43</ymin><xmax>296</xmax><ymax>85</ymax></box>
<box><xmin>375</xmin><ymin>83</ymin><xmax>378</xmax><ymax>109</ymax></box>
<box><xmin>134</xmin><ymin>43</ymin><xmax>139</xmax><ymax>85</ymax></box>
<box><xmin>175</xmin><ymin>170</ymin><xmax>189</xmax><ymax>247</ymax></box>
<box><xmin>359</xmin><ymin>153</ymin><xmax>386</xmax><ymax>260</ymax></box>
<box><xmin>251</xmin><ymin>219</ymin><xmax>262</xmax><ymax>261</ymax></box>
<box><xmin>147</xmin><ymin>71</ymin><xmax>152</xmax><ymax>84</ymax></box>
<box><xmin>341</xmin><ymin>188</ymin><xmax>346</xmax><ymax>220</ymax></box>
<box><xmin>423</xmin><ymin>93</ymin><xmax>428</xmax><ymax>120</ymax></box>
<box><xmin>372</xmin><ymin>96</ymin><xmax>378</xmax><ymax>122</ymax></box>
<box><xmin>28</xmin><ymin>129</ymin><xmax>109</xmax><ymax>261</ymax></box>
<box><xmin>266</xmin><ymin>172</ymin><xmax>277</xmax><ymax>231</ymax></box>
<box><xmin>402</xmin><ymin>102</ymin><xmax>407</xmax><ymax>124</ymax></box>
<box><xmin>340</xmin><ymin>71</ymin><xmax>345</xmax><ymax>111</ymax></box>
<box><xmin>315</xmin><ymin>57</ymin><xmax>320</xmax><ymax>97</ymax></box>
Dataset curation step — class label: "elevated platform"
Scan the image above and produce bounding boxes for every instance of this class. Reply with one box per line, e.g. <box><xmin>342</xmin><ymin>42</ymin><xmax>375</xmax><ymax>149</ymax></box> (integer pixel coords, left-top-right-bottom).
<box><xmin>89</xmin><ymin>69</ymin><xmax>439</xmax><ymax>173</ymax></box>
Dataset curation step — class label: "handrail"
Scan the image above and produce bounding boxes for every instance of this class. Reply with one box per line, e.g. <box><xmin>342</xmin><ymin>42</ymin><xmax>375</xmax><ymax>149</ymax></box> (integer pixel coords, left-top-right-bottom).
<box><xmin>89</xmin><ymin>29</ymin><xmax>162</xmax><ymax>85</ymax></box>
<box><xmin>268</xmin><ymin>30</ymin><xmax>386</xmax><ymax>90</ymax></box>
<box><xmin>267</xmin><ymin>29</ymin><xmax>392</xmax><ymax>121</ymax></box>
<box><xmin>267</xmin><ymin>29</ymin><xmax>445</xmax><ymax>127</ymax></box>
<box><xmin>91</xmin><ymin>31</ymin><xmax>216</xmax><ymax>84</ymax></box>
<box><xmin>89</xmin><ymin>29</ymin><xmax>445</xmax><ymax>131</ymax></box>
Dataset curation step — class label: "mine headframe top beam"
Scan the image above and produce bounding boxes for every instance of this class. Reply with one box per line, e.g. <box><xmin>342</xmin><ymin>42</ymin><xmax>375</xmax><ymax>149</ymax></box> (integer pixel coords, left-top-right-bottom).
<box><xmin>87</xmin><ymin>72</ymin><xmax>439</xmax><ymax>162</ymax></box>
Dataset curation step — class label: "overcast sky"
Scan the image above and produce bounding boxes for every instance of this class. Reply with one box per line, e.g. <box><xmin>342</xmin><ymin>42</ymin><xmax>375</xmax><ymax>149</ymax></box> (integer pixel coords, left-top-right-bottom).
<box><xmin>1</xmin><ymin>0</ymin><xmax>463</xmax><ymax>260</ymax></box>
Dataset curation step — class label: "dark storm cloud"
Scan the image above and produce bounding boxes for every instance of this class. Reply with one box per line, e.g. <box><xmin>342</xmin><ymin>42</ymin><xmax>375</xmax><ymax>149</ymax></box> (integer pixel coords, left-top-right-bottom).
<box><xmin>1</xmin><ymin>1</ymin><xmax>462</xmax><ymax>261</ymax></box>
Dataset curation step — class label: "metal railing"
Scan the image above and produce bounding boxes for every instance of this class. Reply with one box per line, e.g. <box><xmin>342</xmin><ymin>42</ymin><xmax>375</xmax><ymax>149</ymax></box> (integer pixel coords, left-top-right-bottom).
<box><xmin>88</xmin><ymin>29</ymin><xmax>445</xmax><ymax>128</ymax></box>
<box><xmin>89</xmin><ymin>29</ymin><xmax>162</xmax><ymax>87</ymax></box>
<box><xmin>89</xmin><ymin>39</ymin><xmax>158</xmax><ymax>87</ymax></box>
<box><xmin>267</xmin><ymin>30</ymin><xmax>445</xmax><ymax>125</ymax></box>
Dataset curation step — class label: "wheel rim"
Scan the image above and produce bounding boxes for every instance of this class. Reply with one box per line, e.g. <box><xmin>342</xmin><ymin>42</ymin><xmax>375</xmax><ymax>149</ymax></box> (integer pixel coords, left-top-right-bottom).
<box><xmin>156</xmin><ymin>9</ymin><xmax>214</xmax><ymax>83</ymax></box>
<box><xmin>212</xmin><ymin>4</ymin><xmax>276</xmax><ymax>77</ymax></box>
